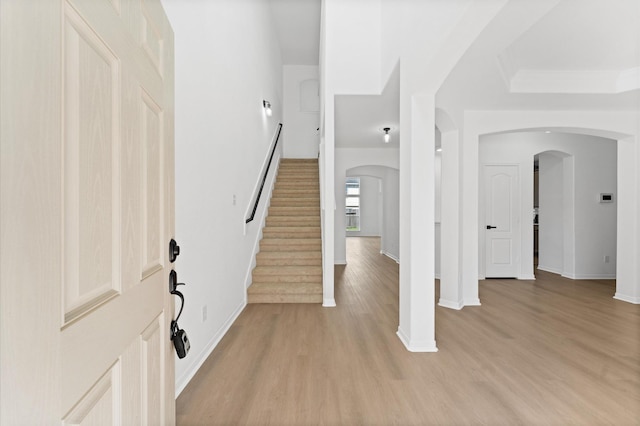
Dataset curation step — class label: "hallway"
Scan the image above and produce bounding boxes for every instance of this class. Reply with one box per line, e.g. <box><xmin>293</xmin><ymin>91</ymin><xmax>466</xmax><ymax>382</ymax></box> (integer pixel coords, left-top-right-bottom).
<box><xmin>176</xmin><ymin>237</ymin><xmax>639</xmax><ymax>425</ymax></box>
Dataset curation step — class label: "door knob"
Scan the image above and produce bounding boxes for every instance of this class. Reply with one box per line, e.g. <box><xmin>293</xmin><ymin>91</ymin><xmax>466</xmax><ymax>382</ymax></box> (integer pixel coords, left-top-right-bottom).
<box><xmin>169</xmin><ymin>239</ymin><xmax>180</xmax><ymax>263</ymax></box>
<box><xmin>486</xmin><ymin>225</ymin><xmax>497</xmax><ymax>229</ymax></box>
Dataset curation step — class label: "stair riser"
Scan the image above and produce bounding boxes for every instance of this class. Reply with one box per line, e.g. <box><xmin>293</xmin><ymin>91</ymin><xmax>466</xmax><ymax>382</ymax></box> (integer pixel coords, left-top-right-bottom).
<box><xmin>263</xmin><ymin>232</ymin><xmax>321</xmax><ymax>239</ymax></box>
<box><xmin>252</xmin><ymin>276</ymin><xmax>322</xmax><ymax>284</ymax></box>
<box><xmin>256</xmin><ymin>259</ymin><xmax>322</xmax><ymax>267</ymax></box>
<box><xmin>280</xmin><ymin>161</ymin><xmax>317</xmax><ymax>165</ymax></box>
<box><xmin>259</xmin><ymin>244</ymin><xmax>321</xmax><ymax>252</ymax></box>
<box><xmin>278</xmin><ymin>167</ymin><xmax>318</xmax><ymax>172</ymax></box>
<box><xmin>276</xmin><ymin>179</ymin><xmax>318</xmax><ymax>185</ymax></box>
<box><xmin>270</xmin><ymin>199</ymin><xmax>319</xmax><ymax>207</ymax></box>
<box><xmin>248</xmin><ymin>282</ymin><xmax>322</xmax><ymax>293</ymax></box>
<box><xmin>248</xmin><ymin>294</ymin><xmax>323</xmax><ymax>303</ymax></box>
<box><xmin>277</xmin><ymin>173</ymin><xmax>318</xmax><ymax>177</ymax></box>
<box><xmin>257</xmin><ymin>251</ymin><xmax>322</xmax><ymax>259</ymax></box>
<box><xmin>277</xmin><ymin>174</ymin><xmax>317</xmax><ymax>178</ymax></box>
<box><xmin>268</xmin><ymin>208</ymin><xmax>320</xmax><ymax>216</ymax></box>
<box><xmin>271</xmin><ymin>188</ymin><xmax>320</xmax><ymax>199</ymax></box>
<box><xmin>274</xmin><ymin>186</ymin><xmax>320</xmax><ymax>192</ymax></box>
<box><xmin>266</xmin><ymin>218</ymin><xmax>319</xmax><ymax>227</ymax></box>
<box><xmin>278</xmin><ymin>172</ymin><xmax>318</xmax><ymax>176</ymax></box>
<box><xmin>274</xmin><ymin>179</ymin><xmax>319</xmax><ymax>185</ymax></box>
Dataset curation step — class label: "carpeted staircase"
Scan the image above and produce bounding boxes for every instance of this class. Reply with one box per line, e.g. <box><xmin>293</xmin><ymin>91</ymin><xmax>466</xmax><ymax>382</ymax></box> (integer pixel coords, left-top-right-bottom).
<box><xmin>248</xmin><ymin>158</ymin><xmax>323</xmax><ymax>303</ymax></box>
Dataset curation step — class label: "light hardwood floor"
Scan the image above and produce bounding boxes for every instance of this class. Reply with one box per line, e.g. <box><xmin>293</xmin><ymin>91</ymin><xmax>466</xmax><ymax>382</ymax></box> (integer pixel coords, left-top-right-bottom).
<box><xmin>176</xmin><ymin>237</ymin><xmax>640</xmax><ymax>425</ymax></box>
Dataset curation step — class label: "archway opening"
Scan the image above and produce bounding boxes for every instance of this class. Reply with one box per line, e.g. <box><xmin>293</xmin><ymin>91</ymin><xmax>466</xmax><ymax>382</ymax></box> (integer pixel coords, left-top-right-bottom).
<box><xmin>343</xmin><ymin>165</ymin><xmax>400</xmax><ymax>264</ymax></box>
<box><xmin>479</xmin><ymin>129</ymin><xmax>617</xmax><ymax>282</ymax></box>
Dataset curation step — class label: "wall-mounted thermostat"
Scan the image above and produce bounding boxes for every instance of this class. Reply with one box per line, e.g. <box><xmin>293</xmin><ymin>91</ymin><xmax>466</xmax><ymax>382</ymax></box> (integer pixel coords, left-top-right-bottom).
<box><xmin>600</xmin><ymin>193</ymin><xmax>614</xmax><ymax>203</ymax></box>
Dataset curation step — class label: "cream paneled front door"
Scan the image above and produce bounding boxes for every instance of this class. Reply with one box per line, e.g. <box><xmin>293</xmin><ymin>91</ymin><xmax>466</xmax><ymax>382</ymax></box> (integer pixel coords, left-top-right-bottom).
<box><xmin>1</xmin><ymin>0</ymin><xmax>175</xmax><ymax>423</ymax></box>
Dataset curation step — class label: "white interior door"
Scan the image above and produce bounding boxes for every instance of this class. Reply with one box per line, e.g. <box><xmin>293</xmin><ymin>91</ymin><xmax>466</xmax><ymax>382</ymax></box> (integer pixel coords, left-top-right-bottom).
<box><xmin>1</xmin><ymin>0</ymin><xmax>175</xmax><ymax>423</ymax></box>
<box><xmin>484</xmin><ymin>165</ymin><xmax>519</xmax><ymax>278</ymax></box>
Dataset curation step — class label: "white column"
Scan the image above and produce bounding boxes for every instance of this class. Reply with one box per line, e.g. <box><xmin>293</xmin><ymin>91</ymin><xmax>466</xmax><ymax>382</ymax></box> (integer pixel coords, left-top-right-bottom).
<box><xmin>461</xmin><ymin>121</ymin><xmax>481</xmax><ymax>306</ymax></box>
<box><xmin>614</xmin><ymin>135</ymin><xmax>640</xmax><ymax>304</ymax></box>
<box><xmin>438</xmin><ymin>129</ymin><xmax>463</xmax><ymax>309</ymax></box>
<box><xmin>397</xmin><ymin>93</ymin><xmax>437</xmax><ymax>352</ymax></box>
<box><xmin>322</xmin><ymin>98</ymin><xmax>336</xmax><ymax>307</ymax></box>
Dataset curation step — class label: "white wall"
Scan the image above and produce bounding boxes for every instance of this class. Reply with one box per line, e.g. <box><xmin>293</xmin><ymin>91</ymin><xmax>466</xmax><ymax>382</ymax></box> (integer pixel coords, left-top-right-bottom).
<box><xmin>283</xmin><ymin>65</ymin><xmax>320</xmax><ymax>158</ymax></box>
<box><xmin>162</xmin><ymin>0</ymin><xmax>283</xmax><ymax>396</ymax></box>
<box><xmin>434</xmin><ymin>151</ymin><xmax>442</xmax><ymax>278</ymax></box>
<box><xmin>380</xmin><ymin>167</ymin><xmax>400</xmax><ymax>261</ymax></box>
<box><xmin>346</xmin><ymin>175</ymin><xmax>381</xmax><ymax>238</ymax></box>
<box><xmin>479</xmin><ymin>131</ymin><xmax>617</xmax><ymax>280</ymax></box>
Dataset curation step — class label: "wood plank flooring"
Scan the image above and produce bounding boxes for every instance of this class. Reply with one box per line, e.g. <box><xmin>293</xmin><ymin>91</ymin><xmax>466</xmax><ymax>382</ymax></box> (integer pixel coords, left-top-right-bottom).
<box><xmin>176</xmin><ymin>237</ymin><xmax>640</xmax><ymax>425</ymax></box>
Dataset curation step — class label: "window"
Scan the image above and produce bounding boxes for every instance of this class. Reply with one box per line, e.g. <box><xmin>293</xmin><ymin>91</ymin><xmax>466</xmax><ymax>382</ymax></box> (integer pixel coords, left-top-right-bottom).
<box><xmin>346</xmin><ymin>177</ymin><xmax>360</xmax><ymax>231</ymax></box>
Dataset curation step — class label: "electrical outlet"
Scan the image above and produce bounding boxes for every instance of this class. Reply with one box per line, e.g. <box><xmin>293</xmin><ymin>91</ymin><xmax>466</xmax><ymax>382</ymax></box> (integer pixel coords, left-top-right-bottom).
<box><xmin>604</xmin><ymin>255</ymin><xmax>610</xmax><ymax>264</ymax></box>
<box><xmin>202</xmin><ymin>305</ymin><xmax>207</xmax><ymax>322</ymax></box>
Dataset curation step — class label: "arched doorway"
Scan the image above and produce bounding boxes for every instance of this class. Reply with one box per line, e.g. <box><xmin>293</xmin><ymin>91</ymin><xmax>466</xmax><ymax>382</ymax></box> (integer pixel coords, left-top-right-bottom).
<box><xmin>343</xmin><ymin>165</ymin><xmax>400</xmax><ymax>264</ymax></box>
<box><xmin>459</xmin><ymin>109</ymin><xmax>636</xmax><ymax>304</ymax></box>
<box><xmin>479</xmin><ymin>131</ymin><xmax>617</xmax><ymax>281</ymax></box>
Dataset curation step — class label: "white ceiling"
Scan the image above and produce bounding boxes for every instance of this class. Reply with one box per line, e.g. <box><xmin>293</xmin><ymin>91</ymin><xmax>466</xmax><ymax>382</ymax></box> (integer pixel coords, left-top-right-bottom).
<box><xmin>269</xmin><ymin>0</ymin><xmax>640</xmax><ymax>148</ymax></box>
<box><xmin>438</xmin><ymin>0</ymin><xmax>640</xmax><ymax>111</ymax></box>
<box><xmin>269</xmin><ymin>0</ymin><xmax>320</xmax><ymax>65</ymax></box>
<box><xmin>503</xmin><ymin>0</ymin><xmax>639</xmax><ymax>72</ymax></box>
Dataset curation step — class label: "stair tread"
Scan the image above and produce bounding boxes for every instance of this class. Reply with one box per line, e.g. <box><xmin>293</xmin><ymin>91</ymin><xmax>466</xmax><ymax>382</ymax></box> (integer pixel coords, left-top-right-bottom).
<box><xmin>268</xmin><ymin>206</ymin><xmax>320</xmax><ymax>208</ymax></box>
<box><xmin>248</xmin><ymin>282</ymin><xmax>322</xmax><ymax>292</ymax></box>
<box><xmin>265</xmin><ymin>222</ymin><xmax>319</xmax><ymax>227</ymax></box>
<box><xmin>258</xmin><ymin>251</ymin><xmax>321</xmax><ymax>258</ymax></box>
<box><xmin>259</xmin><ymin>239</ymin><xmax>321</xmax><ymax>251</ymax></box>
<box><xmin>270</xmin><ymin>200</ymin><xmax>319</xmax><ymax>206</ymax></box>
<box><xmin>272</xmin><ymin>194</ymin><xmax>319</xmax><ymax>198</ymax></box>
<box><xmin>264</xmin><ymin>225</ymin><xmax>320</xmax><ymax>230</ymax></box>
<box><xmin>266</xmin><ymin>214</ymin><xmax>320</xmax><ymax>219</ymax></box>
<box><xmin>260</xmin><ymin>237</ymin><xmax>321</xmax><ymax>242</ymax></box>
<box><xmin>253</xmin><ymin>265</ymin><xmax>322</xmax><ymax>275</ymax></box>
<box><xmin>257</xmin><ymin>251</ymin><xmax>321</xmax><ymax>263</ymax></box>
<box><xmin>275</xmin><ymin>183</ymin><xmax>318</xmax><ymax>186</ymax></box>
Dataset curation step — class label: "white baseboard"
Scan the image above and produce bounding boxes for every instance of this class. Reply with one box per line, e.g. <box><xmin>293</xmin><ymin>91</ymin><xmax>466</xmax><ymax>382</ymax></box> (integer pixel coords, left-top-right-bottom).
<box><xmin>463</xmin><ymin>298</ymin><xmax>481</xmax><ymax>306</ymax></box>
<box><xmin>537</xmin><ymin>264</ymin><xmax>563</xmax><ymax>275</ymax></box>
<box><xmin>613</xmin><ymin>293</ymin><xmax>640</xmax><ymax>304</ymax></box>
<box><xmin>518</xmin><ymin>274</ymin><xmax>536</xmax><ymax>280</ymax></box>
<box><xmin>396</xmin><ymin>327</ymin><xmax>438</xmax><ymax>352</ymax></box>
<box><xmin>243</xmin><ymin>156</ymin><xmax>280</xmax><ymax>289</ymax></box>
<box><xmin>244</xmin><ymin>240</ymin><xmax>259</xmax><ymax>290</ymax></box>
<box><xmin>380</xmin><ymin>250</ymin><xmax>399</xmax><ymax>264</ymax></box>
<box><xmin>537</xmin><ymin>266</ymin><xmax>615</xmax><ymax>281</ymax></box>
<box><xmin>175</xmin><ymin>300</ymin><xmax>246</xmax><ymax>398</ymax></box>
<box><xmin>563</xmin><ymin>273</ymin><xmax>616</xmax><ymax>280</ymax></box>
<box><xmin>438</xmin><ymin>298</ymin><xmax>464</xmax><ymax>310</ymax></box>
<box><xmin>323</xmin><ymin>298</ymin><xmax>336</xmax><ymax>307</ymax></box>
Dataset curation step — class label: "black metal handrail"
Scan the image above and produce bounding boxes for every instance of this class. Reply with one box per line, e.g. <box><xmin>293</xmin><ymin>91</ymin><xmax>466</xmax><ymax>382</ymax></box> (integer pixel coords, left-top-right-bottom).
<box><xmin>245</xmin><ymin>123</ymin><xmax>283</xmax><ymax>224</ymax></box>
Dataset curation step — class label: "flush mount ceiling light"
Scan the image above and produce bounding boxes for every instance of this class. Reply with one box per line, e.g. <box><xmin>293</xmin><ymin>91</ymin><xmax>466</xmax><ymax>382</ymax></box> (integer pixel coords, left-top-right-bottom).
<box><xmin>383</xmin><ymin>127</ymin><xmax>391</xmax><ymax>143</ymax></box>
<box><xmin>263</xmin><ymin>100</ymin><xmax>272</xmax><ymax>117</ymax></box>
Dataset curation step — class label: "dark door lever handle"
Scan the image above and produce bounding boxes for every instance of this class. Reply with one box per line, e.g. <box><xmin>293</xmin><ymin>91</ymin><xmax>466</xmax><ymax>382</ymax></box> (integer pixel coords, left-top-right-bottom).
<box><xmin>486</xmin><ymin>225</ymin><xmax>497</xmax><ymax>229</ymax></box>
